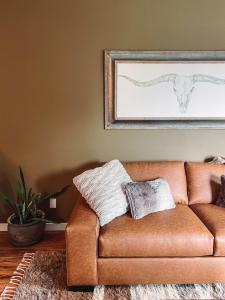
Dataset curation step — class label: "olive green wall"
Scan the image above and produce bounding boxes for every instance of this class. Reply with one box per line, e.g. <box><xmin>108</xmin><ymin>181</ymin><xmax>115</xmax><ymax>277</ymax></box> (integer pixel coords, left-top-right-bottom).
<box><xmin>1</xmin><ymin>0</ymin><xmax>225</xmax><ymax>222</ymax></box>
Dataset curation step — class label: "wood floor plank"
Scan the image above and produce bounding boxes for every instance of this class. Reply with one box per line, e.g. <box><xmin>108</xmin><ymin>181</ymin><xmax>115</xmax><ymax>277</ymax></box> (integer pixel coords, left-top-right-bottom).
<box><xmin>0</xmin><ymin>231</ymin><xmax>65</xmax><ymax>294</ymax></box>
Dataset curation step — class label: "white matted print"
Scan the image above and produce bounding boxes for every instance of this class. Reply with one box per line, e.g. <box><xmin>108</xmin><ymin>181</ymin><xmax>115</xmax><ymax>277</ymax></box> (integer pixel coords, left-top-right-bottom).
<box><xmin>115</xmin><ymin>61</ymin><xmax>225</xmax><ymax>120</ymax></box>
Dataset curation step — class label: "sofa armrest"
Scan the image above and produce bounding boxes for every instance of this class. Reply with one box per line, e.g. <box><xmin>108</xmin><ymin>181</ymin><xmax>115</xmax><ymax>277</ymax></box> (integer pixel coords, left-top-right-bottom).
<box><xmin>66</xmin><ymin>196</ymin><xmax>100</xmax><ymax>286</ymax></box>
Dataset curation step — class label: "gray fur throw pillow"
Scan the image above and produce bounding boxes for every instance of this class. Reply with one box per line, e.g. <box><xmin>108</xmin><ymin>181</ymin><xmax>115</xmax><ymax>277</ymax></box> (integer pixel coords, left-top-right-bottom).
<box><xmin>216</xmin><ymin>175</ymin><xmax>225</xmax><ymax>207</ymax></box>
<box><xmin>123</xmin><ymin>177</ymin><xmax>176</xmax><ymax>220</ymax></box>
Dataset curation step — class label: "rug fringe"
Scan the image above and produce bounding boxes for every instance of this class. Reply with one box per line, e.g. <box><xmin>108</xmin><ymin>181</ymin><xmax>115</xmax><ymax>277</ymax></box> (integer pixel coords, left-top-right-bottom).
<box><xmin>0</xmin><ymin>253</ymin><xmax>35</xmax><ymax>300</ymax></box>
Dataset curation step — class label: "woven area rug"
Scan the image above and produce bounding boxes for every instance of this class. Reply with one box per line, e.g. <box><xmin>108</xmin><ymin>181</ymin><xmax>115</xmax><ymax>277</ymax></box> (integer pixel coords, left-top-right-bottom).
<box><xmin>1</xmin><ymin>251</ymin><xmax>225</xmax><ymax>300</ymax></box>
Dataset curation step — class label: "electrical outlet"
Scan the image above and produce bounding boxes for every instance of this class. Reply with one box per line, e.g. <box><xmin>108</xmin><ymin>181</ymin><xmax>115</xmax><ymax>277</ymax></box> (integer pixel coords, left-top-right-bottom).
<box><xmin>50</xmin><ymin>198</ymin><xmax>56</xmax><ymax>208</ymax></box>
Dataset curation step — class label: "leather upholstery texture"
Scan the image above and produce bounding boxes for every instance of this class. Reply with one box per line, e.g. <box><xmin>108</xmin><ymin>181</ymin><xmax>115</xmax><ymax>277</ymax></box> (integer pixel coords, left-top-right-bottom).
<box><xmin>123</xmin><ymin>161</ymin><xmax>188</xmax><ymax>204</ymax></box>
<box><xmin>66</xmin><ymin>196</ymin><xmax>99</xmax><ymax>286</ymax></box>
<box><xmin>99</xmin><ymin>204</ymin><xmax>213</xmax><ymax>257</ymax></box>
<box><xmin>191</xmin><ymin>204</ymin><xmax>225</xmax><ymax>256</ymax></box>
<box><xmin>98</xmin><ymin>257</ymin><xmax>225</xmax><ymax>285</ymax></box>
<box><xmin>186</xmin><ymin>162</ymin><xmax>225</xmax><ymax>204</ymax></box>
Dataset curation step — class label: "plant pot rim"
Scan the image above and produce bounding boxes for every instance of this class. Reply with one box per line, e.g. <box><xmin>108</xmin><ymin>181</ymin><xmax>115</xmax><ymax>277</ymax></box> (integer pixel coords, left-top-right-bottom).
<box><xmin>7</xmin><ymin>210</ymin><xmax>45</xmax><ymax>227</ymax></box>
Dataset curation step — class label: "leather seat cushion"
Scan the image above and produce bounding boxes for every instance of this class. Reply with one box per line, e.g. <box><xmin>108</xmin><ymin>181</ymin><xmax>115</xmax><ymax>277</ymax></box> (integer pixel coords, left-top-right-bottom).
<box><xmin>191</xmin><ymin>204</ymin><xmax>225</xmax><ymax>256</ymax></box>
<box><xmin>186</xmin><ymin>162</ymin><xmax>225</xmax><ymax>205</ymax></box>
<box><xmin>99</xmin><ymin>204</ymin><xmax>214</xmax><ymax>257</ymax></box>
<box><xmin>123</xmin><ymin>161</ymin><xmax>188</xmax><ymax>204</ymax></box>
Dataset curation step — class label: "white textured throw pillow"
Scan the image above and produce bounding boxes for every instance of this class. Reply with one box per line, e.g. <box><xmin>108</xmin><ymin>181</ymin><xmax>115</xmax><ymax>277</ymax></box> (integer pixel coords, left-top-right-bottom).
<box><xmin>73</xmin><ymin>160</ymin><xmax>131</xmax><ymax>226</ymax></box>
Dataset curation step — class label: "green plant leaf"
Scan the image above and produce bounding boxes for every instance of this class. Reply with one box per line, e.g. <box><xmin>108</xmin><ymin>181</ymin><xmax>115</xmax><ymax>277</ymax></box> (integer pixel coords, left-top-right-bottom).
<box><xmin>26</xmin><ymin>193</ymin><xmax>35</xmax><ymax>217</ymax></box>
<box><xmin>39</xmin><ymin>185</ymin><xmax>70</xmax><ymax>203</ymax></box>
<box><xmin>27</xmin><ymin>192</ymin><xmax>35</xmax><ymax>209</ymax></box>
<box><xmin>16</xmin><ymin>180</ymin><xmax>25</xmax><ymax>202</ymax></box>
<box><xmin>15</xmin><ymin>202</ymin><xmax>23</xmax><ymax>224</ymax></box>
<box><xmin>19</xmin><ymin>166</ymin><xmax>27</xmax><ymax>203</ymax></box>
<box><xmin>32</xmin><ymin>201</ymin><xmax>37</xmax><ymax>216</ymax></box>
<box><xmin>27</xmin><ymin>188</ymin><xmax>33</xmax><ymax>212</ymax></box>
<box><xmin>0</xmin><ymin>191</ymin><xmax>16</xmax><ymax>210</ymax></box>
<box><xmin>27</xmin><ymin>188</ymin><xmax>32</xmax><ymax>203</ymax></box>
<box><xmin>22</xmin><ymin>201</ymin><xmax>25</xmax><ymax>215</ymax></box>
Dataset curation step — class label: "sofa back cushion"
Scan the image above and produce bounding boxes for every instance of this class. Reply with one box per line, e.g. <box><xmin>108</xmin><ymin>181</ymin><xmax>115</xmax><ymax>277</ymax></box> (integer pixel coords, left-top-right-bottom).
<box><xmin>123</xmin><ymin>161</ymin><xmax>188</xmax><ymax>204</ymax></box>
<box><xmin>186</xmin><ymin>162</ymin><xmax>225</xmax><ymax>204</ymax></box>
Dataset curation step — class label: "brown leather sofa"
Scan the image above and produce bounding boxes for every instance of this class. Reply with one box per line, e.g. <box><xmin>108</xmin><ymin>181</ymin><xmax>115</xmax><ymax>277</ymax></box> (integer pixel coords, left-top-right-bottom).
<box><xmin>66</xmin><ymin>161</ymin><xmax>225</xmax><ymax>288</ymax></box>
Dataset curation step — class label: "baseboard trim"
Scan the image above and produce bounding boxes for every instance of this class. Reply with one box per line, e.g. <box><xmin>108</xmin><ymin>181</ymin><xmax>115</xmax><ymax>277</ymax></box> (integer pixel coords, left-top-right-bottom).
<box><xmin>0</xmin><ymin>222</ymin><xmax>67</xmax><ymax>231</ymax></box>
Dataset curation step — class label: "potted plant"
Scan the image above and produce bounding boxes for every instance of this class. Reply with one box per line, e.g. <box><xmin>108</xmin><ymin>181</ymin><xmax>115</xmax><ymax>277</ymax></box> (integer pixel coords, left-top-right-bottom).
<box><xmin>0</xmin><ymin>167</ymin><xmax>69</xmax><ymax>247</ymax></box>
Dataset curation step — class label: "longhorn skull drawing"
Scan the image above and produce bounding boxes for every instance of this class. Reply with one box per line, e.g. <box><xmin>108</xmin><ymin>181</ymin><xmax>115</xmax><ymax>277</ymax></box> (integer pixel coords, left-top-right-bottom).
<box><xmin>119</xmin><ymin>74</ymin><xmax>225</xmax><ymax>113</ymax></box>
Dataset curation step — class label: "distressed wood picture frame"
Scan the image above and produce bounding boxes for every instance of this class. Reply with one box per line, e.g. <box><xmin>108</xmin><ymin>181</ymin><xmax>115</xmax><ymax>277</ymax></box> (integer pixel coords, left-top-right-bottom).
<box><xmin>104</xmin><ymin>50</ymin><xmax>225</xmax><ymax>129</ymax></box>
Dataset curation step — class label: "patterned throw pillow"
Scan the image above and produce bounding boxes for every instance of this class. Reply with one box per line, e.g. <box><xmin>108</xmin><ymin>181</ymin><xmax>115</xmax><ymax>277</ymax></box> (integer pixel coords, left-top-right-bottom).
<box><xmin>123</xmin><ymin>177</ymin><xmax>176</xmax><ymax>220</ymax></box>
<box><xmin>73</xmin><ymin>160</ymin><xmax>131</xmax><ymax>226</ymax></box>
<box><xmin>216</xmin><ymin>175</ymin><xmax>225</xmax><ymax>207</ymax></box>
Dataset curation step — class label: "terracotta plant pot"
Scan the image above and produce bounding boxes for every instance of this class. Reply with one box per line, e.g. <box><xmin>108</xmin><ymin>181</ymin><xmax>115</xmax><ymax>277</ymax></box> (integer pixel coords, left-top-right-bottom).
<box><xmin>7</xmin><ymin>210</ymin><xmax>46</xmax><ymax>247</ymax></box>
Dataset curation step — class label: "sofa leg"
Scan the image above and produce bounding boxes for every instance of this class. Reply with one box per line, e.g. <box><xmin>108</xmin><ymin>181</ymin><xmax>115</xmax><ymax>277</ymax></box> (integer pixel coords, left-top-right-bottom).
<box><xmin>68</xmin><ymin>285</ymin><xmax>95</xmax><ymax>292</ymax></box>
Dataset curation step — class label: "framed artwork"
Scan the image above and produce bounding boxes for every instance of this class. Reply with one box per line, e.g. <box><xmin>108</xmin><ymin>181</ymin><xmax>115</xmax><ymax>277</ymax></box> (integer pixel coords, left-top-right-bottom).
<box><xmin>104</xmin><ymin>50</ymin><xmax>225</xmax><ymax>129</ymax></box>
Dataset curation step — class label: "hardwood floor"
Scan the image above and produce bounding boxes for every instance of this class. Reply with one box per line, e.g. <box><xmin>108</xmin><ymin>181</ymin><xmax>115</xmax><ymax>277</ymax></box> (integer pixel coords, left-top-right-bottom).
<box><xmin>0</xmin><ymin>231</ymin><xmax>65</xmax><ymax>294</ymax></box>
